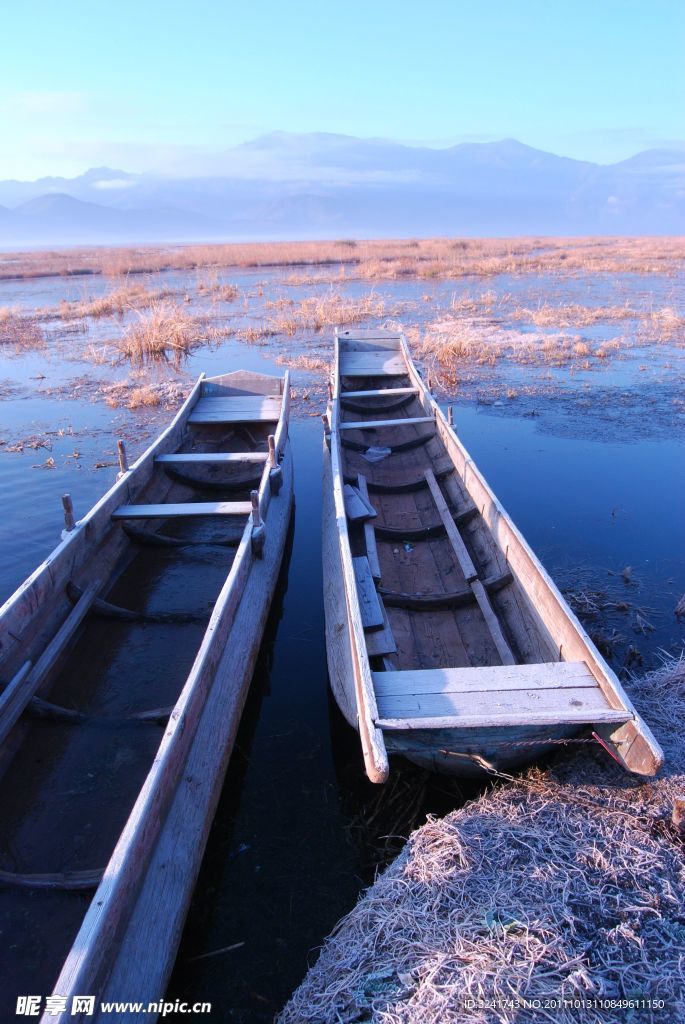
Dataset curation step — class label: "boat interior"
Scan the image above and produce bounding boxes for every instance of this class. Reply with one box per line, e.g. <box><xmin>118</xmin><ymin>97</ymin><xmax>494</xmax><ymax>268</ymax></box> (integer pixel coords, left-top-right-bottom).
<box><xmin>333</xmin><ymin>334</ymin><xmax>636</xmax><ymax>747</ymax></box>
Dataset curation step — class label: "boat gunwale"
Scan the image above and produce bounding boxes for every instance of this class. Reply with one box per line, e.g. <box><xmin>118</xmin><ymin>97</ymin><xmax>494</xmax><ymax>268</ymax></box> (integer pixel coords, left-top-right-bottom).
<box><xmin>327</xmin><ymin>334</ymin><xmax>389</xmax><ymax>784</ymax></box>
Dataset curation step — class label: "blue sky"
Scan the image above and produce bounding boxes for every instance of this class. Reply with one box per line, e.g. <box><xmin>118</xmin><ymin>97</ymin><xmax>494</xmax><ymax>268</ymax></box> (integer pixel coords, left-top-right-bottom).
<box><xmin>1</xmin><ymin>0</ymin><xmax>683</xmax><ymax>179</ymax></box>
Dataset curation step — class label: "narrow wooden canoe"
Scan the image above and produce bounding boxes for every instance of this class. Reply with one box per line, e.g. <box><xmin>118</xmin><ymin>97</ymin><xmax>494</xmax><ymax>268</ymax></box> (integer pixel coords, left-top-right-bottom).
<box><xmin>322</xmin><ymin>330</ymin><xmax>663</xmax><ymax>782</ymax></box>
<box><xmin>0</xmin><ymin>370</ymin><xmax>293</xmax><ymax>1022</ymax></box>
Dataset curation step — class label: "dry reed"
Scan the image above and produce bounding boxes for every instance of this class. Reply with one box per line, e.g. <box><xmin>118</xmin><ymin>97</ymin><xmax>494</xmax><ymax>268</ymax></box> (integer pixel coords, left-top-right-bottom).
<box><xmin>279</xmin><ymin>659</ymin><xmax>685</xmax><ymax>1024</ymax></box>
<box><xmin>0</xmin><ymin>307</ymin><xmax>45</xmax><ymax>349</ymax></box>
<box><xmin>117</xmin><ymin>303</ymin><xmax>218</xmax><ymax>365</ymax></box>
<box><xmin>2</xmin><ymin>237</ymin><xmax>684</xmax><ymax>284</ymax></box>
<box><xmin>267</xmin><ymin>290</ymin><xmax>386</xmax><ymax>336</ymax></box>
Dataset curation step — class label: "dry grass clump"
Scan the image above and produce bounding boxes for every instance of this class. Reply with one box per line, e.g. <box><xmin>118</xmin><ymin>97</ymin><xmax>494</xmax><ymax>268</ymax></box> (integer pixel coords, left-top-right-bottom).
<box><xmin>274</xmin><ymin>353</ymin><xmax>329</xmax><ymax>371</ymax></box>
<box><xmin>211</xmin><ymin>283</ymin><xmax>240</xmax><ymax>302</ymax></box>
<box><xmin>117</xmin><ymin>303</ymin><xmax>216</xmax><ymax>365</ymax></box>
<box><xmin>267</xmin><ymin>290</ymin><xmax>386</xmax><ymax>336</ymax></box>
<box><xmin>0</xmin><ymin>307</ymin><xmax>45</xmax><ymax>349</ymax></box>
<box><xmin>54</xmin><ymin>283</ymin><xmax>177</xmax><ymax>320</ymax></box>
<box><xmin>279</xmin><ymin>659</ymin><xmax>685</xmax><ymax>1024</ymax></box>
<box><xmin>4</xmin><ymin>237</ymin><xmax>683</xmax><ymax>284</ymax></box>
<box><xmin>100</xmin><ymin>377</ymin><xmax>187</xmax><ymax>409</ymax></box>
<box><xmin>513</xmin><ymin>303</ymin><xmax>636</xmax><ymax>328</ymax></box>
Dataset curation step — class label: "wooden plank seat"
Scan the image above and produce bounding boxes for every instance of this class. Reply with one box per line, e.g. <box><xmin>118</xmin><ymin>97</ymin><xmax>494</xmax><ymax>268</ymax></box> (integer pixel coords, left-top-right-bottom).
<box><xmin>188</xmin><ymin>396</ymin><xmax>281</xmax><ymax>424</ymax></box>
<box><xmin>339</xmin><ymin>352</ymin><xmax>407</xmax><ymax>377</ymax></box>
<box><xmin>155</xmin><ymin>453</ymin><xmax>268</xmax><ymax>464</ymax></box>
<box><xmin>372</xmin><ymin>662</ymin><xmax>634</xmax><ymax>729</ymax></box>
<box><xmin>341</xmin><ymin>387</ymin><xmax>419</xmax><ymax>399</ymax></box>
<box><xmin>112</xmin><ymin>501</ymin><xmax>252</xmax><ymax>520</ymax></box>
<box><xmin>339</xmin><ymin>416</ymin><xmax>434</xmax><ymax>431</ymax></box>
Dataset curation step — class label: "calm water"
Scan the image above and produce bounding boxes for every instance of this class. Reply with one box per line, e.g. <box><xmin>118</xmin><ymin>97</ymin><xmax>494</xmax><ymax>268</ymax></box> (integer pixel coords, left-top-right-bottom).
<box><xmin>1</xmin><ymin>266</ymin><xmax>684</xmax><ymax>1019</ymax></box>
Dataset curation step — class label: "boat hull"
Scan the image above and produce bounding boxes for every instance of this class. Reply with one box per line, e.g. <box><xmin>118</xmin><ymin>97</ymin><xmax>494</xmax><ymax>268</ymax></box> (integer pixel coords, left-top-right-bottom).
<box><xmin>322</xmin><ymin>330</ymin><xmax>663</xmax><ymax>782</ymax></box>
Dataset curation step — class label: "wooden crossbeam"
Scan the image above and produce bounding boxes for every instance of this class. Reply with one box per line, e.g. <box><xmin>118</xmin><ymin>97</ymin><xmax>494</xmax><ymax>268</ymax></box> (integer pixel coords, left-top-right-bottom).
<box><xmin>340</xmin><ymin>387</ymin><xmax>419</xmax><ymax>398</ymax></box>
<box><xmin>339</xmin><ymin>416</ymin><xmax>433</xmax><ymax>431</ymax></box>
<box><xmin>155</xmin><ymin>453</ymin><xmax>268</xmax><ymax>464</ymax></box>
<box><xmin>112</xmin><ymin>502</ymin><xmax>251</xmax><ymax>520</ymax></box>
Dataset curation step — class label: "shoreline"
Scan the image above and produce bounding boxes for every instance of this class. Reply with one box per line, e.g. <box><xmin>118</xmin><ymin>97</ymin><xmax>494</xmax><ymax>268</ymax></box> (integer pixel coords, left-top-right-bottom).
<box><xmin>278</xmin><ymin>660</ymin><xmax>685</xmax><ymax>1023</ymax></box>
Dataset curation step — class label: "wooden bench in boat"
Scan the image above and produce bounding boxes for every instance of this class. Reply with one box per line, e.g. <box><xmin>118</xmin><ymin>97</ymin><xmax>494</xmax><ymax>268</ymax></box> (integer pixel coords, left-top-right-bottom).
<box><xmin>372</xmin><ymin>662</ymin><xmax>634</xmax><ymax>730</ymax></box>
<box><xmin>339</xmin><ymin>352</ymin><xmax>407</xmax><ymax>377</ymax></box>
<box><xmin>155</xmin><ymin>452</ymin><xmax>269</xmax><ymax>464</ymax></box>
<box><xmin>188</xmin><ymin>396</ymin><xmax>281</xmax><ymax>424</ymax></box>
<box><xmin>112</xmin><ymin>501</ymin><xmax>252</xmax><ymax>520</ymax></box>
<box><xmin>341</xmin><ymin>387</ymin><xmax>419</xmax><ymax>399</ymax></box>
<box><xmin>339</xmin><ymin>416</ymin><xmax>434</xmax><ymax>431</ymax></box>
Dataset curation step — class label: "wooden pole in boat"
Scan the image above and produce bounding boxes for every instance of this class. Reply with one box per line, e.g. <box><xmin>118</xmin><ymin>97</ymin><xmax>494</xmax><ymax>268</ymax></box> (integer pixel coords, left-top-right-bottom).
<box><xmin>267</xmin><ymin>434</ymin><xmax>282</xmax><ymax>495</ymax></box>
<box><xmin>327</xmin><ymin>380</ymin><xmax>333</xmax><ymax>402</ymax></box>
<box><xmin>448</xmin><ymin>405</ymin><xmax>454</xmax><ymax>427</ymax></box>
<box><xmin>250</xmin><ymin>489</ymin><xmax>265</xmax><ymax>557</ymax></box>
<box><xmin>62</xmin><ymin>494</ymin><xmax>75</xmax><ymax>533</ymax></box>
<box><xmin>322</xmin><ymin>413</ymin><xmax>331</xmax><ymax>450</ymax></box>
<box><xmin>117</xmin><ymin>439</ymin><xmax>129</xmax><ymax>478</ymax></box>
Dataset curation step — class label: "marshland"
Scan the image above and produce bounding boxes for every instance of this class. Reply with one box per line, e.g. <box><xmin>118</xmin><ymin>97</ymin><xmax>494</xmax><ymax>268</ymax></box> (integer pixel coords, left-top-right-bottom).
<box><xmin>1</xmin><ymin>236</ymin><xmax>684</xmax><ymax>1019</ymax></box>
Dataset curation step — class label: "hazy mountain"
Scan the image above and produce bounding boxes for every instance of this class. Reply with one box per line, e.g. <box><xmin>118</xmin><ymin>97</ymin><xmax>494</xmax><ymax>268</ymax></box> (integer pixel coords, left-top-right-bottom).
<box><xmin>0</xmin><ymin>133</ymin><xmax>683</xmax><ymax>246</ymax></box>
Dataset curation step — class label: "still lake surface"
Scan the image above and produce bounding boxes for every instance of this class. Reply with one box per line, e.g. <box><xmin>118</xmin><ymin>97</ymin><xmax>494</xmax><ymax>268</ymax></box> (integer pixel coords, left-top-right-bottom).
<box><xmin>1</xmin><ymin>266</ymin><xmax>684</xmax><ymax>1019</ymax></box>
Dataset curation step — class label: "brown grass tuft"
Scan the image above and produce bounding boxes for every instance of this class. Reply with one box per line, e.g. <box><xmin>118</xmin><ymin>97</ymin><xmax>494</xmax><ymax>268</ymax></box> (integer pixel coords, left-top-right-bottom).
<box><xmin>0</xmin><ymin>307</ymin><xmax>46</xmax><ymax>349</ymax></box>
<box><xmin>117</xmin><ymin>303</ymin><xmax>217</xmax><ymax>365</ymax></box>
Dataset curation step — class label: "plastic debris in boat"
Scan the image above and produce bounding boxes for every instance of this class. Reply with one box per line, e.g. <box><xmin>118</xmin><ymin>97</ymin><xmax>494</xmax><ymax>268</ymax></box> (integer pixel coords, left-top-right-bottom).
<box><xmin>362</xmin><ymin>446</ymin><xmax>391</xmax><ymax>463</ymax></box>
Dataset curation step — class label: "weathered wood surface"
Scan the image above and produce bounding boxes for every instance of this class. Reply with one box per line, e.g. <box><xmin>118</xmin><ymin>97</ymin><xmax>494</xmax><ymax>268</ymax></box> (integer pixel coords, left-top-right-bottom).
<box><xmin>338</xmin><ymin>352</ymin><xmax>406</xmax><ymax>377</ymax></box>
<box><xmin>112</xmin><ymin>501</ymin><xmax>252</xmax><ymax>520</ymax></box>
<box><xmin>340</xmin><ymin>416</ymin><xmax>433</xmax><ymax>431</ymax></box>
<box><xmin>341</xmin><ymin>387</ymin><xmax>419</xmax><ymax>398</ymax></box>
<box><xmin>188</xmin><ymin>396</ymin><xmax>281</xmax><ymax>424</ymax></box>
<box><xmin>364</xmin><ymin>597</ymin><xmax>397</xmax><ymax>657</ymax></box>
<box><xmin>155</xmin><ymin>452</ymin><xmax>268</xmax><ymax>464</ymax></box>
<box><xmin>357</xmin><ymin>475</ymin><xmax>381</xmax><ymax>581</ymax></box>
<box><xmin>374</xmin><ymin>661</ymin><xmax>604</xmax><ymax>697</ymax></box>
<box><xmin>343</xmin><ymin>485</ymin><xmax>375</xmax><ymax>522</ymax></box>
<box><xmin>352</xmin><ymin>556</ymin><xmax>384</xmax><ymax>630</ymax></box>
<box><xmin>322</xmin><ymin>338</ymin><xmax>389</xmax><ymax>783</ymax></box>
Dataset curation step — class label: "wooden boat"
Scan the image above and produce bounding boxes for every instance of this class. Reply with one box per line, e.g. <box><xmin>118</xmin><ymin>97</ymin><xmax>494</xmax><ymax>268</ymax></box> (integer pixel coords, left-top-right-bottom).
<box><xmin>322</xmin><ymin>330</ymin><xmax>663</xmax><ymax>783</ymax></box>
<box><xmin>0</xmin><ymin>370</ymin><xmax>293</xmax><ymax>1021</ymax></box>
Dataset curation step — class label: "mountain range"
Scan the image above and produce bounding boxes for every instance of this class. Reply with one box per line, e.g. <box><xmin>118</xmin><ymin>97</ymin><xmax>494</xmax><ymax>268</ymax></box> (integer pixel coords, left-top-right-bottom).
<box><xmin>1</xmin><ymin>132</ymin><xmax>683</xmax><ymax>245</ymax></box>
